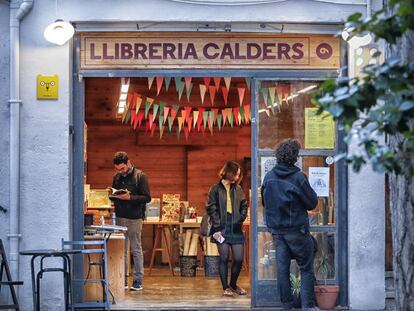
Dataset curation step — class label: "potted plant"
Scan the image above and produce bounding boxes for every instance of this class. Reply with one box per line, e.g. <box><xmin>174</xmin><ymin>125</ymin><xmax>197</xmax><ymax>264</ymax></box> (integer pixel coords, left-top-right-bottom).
<box><xmin>314</xmin><ymin>252</ymin><xmax>339</xmax><ymax>309</ymax></box>
<box><xmin>290</xmin><ymin>273</ymin><xmax>301</xmax><ymax>308</ymax></box>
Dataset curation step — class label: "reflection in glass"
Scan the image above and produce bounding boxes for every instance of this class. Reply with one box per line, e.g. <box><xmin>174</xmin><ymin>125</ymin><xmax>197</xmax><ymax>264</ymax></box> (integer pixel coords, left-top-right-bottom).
<box><xmin>257</xmin><ymin>232</ymin><xmax>277</xmax><ymax>280</ymax></box>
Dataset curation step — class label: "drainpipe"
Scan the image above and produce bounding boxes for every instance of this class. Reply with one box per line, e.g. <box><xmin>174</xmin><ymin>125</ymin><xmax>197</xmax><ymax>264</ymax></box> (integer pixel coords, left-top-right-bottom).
<box><xmin>8</xmin><ymin>0</ymin><xmax>33</xmax><ymax>281</ymax></box>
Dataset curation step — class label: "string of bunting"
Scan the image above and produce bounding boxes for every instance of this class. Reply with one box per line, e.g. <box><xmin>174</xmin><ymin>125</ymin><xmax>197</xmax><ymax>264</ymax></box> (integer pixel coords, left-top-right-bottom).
<box><xmin>259</xmin><ymin>83</ymin><xmax>292</xmax><ymax>115</ymax></box>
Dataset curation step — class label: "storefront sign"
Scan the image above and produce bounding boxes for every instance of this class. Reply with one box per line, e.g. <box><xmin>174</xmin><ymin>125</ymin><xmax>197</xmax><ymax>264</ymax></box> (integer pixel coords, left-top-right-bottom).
<box><xmin>304</xmin><ymin>108</ymin><xmax>335</xmax><ymax>149</ymax></box>
<box><xmin>80</xmin><ymin>33</ymin><xmax>340</xmax><ymax>69</ymax></box>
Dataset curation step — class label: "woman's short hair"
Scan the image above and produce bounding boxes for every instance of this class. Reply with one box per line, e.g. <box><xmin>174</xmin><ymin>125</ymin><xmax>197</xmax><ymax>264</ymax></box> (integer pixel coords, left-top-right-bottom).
<box><xmin>219</xmin><ymin>161</ymin><xmax>241</xmax><ymax>180</ymax></box>
<box><xmin>113</xmin><ymin>151</ymin><xmax>129</xmax><ymax>165</ymax></box>
<box><xmin>275</xmin><ymin>139</ymin><xmax>301</xmax><ymax>165</ymax></box>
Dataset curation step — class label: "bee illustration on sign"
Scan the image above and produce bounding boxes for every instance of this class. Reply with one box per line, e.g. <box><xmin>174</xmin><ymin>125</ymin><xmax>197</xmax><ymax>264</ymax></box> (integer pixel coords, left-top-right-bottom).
<box><xmin>37</xmin><ymin>74</ymin><xmax>58</xmax><ymax>99</ymax></box>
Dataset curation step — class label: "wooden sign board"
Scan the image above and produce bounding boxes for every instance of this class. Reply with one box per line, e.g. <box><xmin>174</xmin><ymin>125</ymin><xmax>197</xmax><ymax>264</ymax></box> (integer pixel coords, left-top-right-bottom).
<box><xmin>80</xmin><ymin>33</ymin><xmax>340</xmax><ymax>70</ymax></box>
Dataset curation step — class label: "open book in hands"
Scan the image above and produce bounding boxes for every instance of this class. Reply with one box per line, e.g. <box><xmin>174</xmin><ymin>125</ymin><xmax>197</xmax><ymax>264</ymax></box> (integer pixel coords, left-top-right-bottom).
<box><xmin>109</xmin><ymin>188</ymin><xmax>128</xmax><ymax>198</ymax></box>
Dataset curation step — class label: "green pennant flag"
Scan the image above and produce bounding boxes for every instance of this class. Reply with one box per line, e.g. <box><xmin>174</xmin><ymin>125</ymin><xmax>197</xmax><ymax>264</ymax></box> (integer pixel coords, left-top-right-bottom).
<box><xmin>124</xmin><ymin>110</ymin><xmax>131</xmax><ymax>124</ymax></box>
<box><xmin>209</xmin><ymin>111</ymin><xmax>214</xmax><ymax>126</ymax></box>
<box><xmin>145</xmin><ymin>101</ymin><xmax>150</xmax><ymax>118</ymax></box>
<box><xmin>164</xmin><ymin>77</ymin><xmax>171</xmax><ymax>91</ymax></box>
<box><xmin>152</xmin><ymin>104</ymin><xmax>159</xmax><ymax>121</ymax></box>
<box><xmin>239</xmin><ymin>106</ymin><xmax>245</xmax><ymax>123</ymax></box>
<box><xmin>159</xmin><ymin>102</ymin><xmax>167</xmax><ymax>116</ymax></box>
<box><xmin>245</xmin><ymin>77</ymin><xmax>251</xmax><ymax>90</ymax></box>
<box><xmin>203</xmin><ymin>111</ymin><xmax>208</xmax><ymax>129</ymax></box>
<box><xmin>217</xmin><ymin>114</ymin><xmax>222</xmax><ymax>130</ymax></box>
<box><xmin>186</xmin><ymin>83</ymin><xmax>193</xmax><ymax>102</ymax></box>
<box><xmin>159</xmin><ymin>115</ymin><xmax>164</xmax><ymax>131</ymax></box>
<box><xmin>174</xmin><ymin>77</ymin><xmax>185</xmax><ymax>101</ymax></box>
<box><xmin>261</xmin><ymin>87</ymin><xmax>269</xmax><ymax>107</ymax></box>
<box><xmin>228</xmin><ymin>110</ymin><xmax>234</xmax><ymax>127</ymax></box>
<box><xmin>168</xmin><ymin>116</ymin><xmax>173</xmax><ymax>132</ymax></box>
<box><xmin>274</xmin><ymin>90</ymin><xmax>281</xmax><ymax>112</ymax></box>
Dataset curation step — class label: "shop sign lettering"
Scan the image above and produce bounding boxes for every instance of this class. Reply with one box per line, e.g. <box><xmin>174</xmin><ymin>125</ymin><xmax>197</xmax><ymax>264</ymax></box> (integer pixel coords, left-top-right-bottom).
<box><xmin>80</xmin><ymin>33</ymin><xmax>340</xmax><ymax>69</ymax></box>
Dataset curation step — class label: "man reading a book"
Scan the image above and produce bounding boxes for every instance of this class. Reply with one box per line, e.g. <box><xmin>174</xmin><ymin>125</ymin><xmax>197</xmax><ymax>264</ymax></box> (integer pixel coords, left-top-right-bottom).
<box><xmin>109</xmin><ymin>151</ymin><xmax>151</xmax><ymax>291</ymax></box>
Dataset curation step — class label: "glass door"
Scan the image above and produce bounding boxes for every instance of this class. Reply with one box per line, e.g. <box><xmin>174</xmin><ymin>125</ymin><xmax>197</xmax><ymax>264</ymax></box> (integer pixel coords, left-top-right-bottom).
<box><xmin>251</xmin><ymin>79</ymin><xmax>342</xmax><ymax>307</ymax></box>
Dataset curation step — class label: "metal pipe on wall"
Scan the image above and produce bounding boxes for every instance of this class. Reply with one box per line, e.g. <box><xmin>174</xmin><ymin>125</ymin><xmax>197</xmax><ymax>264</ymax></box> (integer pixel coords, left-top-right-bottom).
<box><xmin>8</xmin><ymin>0</ymin><xmax>33</xmax><ymax>282</ymax></box>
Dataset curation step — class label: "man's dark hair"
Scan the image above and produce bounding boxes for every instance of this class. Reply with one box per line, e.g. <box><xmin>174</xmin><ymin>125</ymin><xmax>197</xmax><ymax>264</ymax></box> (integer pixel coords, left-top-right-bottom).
<box><xmin>219</xmin><ymin>161</ymin><xmax>241</xmax><ymax>180</ymax></box>
<box><xmin>113</xmin><ymin>151</ymin><xmax>129</xmax><ymax>165</ymax></box>
<box><xmin>275</xmin><ymin>139</ymin><xmax>301</xmax><ymax>165</ymax></box>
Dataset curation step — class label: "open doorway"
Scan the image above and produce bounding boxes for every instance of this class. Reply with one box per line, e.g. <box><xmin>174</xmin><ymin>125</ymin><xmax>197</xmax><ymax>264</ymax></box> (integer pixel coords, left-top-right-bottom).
<box><xmin>83</xmin><ymin>76</ymin><xmax>252</xmax><ymax>309</ymax></box>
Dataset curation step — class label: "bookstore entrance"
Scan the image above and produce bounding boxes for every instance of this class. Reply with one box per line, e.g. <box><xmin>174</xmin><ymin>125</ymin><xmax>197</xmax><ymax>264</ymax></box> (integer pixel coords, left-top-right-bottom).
<box><xmin>73</xmin><ymin>32</ymin><xmax>345</xmax><ymax>309</ymax></box>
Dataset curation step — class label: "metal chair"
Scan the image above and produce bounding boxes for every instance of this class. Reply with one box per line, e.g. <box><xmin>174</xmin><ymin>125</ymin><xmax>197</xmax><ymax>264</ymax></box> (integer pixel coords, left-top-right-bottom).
<box><xmin>0</xmin><ymin>239</ymin><xmax>23</xmax><ymax>311</ymax></box>
<box><xmin>61</xmin><ymin>239</ymin><xmax>110</xmax><ymax>310</ymax></box>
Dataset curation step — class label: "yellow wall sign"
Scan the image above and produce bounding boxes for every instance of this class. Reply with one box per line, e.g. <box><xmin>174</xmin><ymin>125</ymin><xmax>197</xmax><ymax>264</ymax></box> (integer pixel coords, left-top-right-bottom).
<box><xmin>37</xmin><ymin>74</ymin><xmax>59</xmax><ymax>100</ymax></box>
<box><xmin>305</xmin><ymin>108</ymin><xmax>335</xmax><ymax>149</ymax></box>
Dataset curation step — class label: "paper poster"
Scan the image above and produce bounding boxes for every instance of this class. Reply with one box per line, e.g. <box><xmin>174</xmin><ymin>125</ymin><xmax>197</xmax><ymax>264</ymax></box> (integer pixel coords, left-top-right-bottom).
<box><xmin>309</xmin><ymin>167</ymin><xmax>330</xmax><ymax>197</ymax></box>
<box><xmin>304</xmin><ymin>108</ymin><xmax>335</xmax><ymax>149</ymax></box>
<box><xmin>260</xmin><ymin>157</ymin><xmax>303</xmax><ymax>184</ymax></box>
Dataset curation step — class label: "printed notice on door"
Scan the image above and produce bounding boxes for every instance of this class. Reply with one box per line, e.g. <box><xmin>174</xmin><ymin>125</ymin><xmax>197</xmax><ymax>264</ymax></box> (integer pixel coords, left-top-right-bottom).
<box><xmin>309</xmin><ymin>167</ymin><xmax>330</xmax><ymax>197</ymax></box>
<box><xmin>304</xmin><ymin>108</ymin><xmax>335</xmax><ymax>149</ymax></box>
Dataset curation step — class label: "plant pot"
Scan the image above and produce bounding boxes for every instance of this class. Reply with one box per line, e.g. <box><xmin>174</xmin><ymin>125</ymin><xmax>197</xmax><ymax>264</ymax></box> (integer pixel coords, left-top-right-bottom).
<box><xmin>314</xmin><ymin>285</ymin><xmax>339</xmax><ymax>309</ymax></box>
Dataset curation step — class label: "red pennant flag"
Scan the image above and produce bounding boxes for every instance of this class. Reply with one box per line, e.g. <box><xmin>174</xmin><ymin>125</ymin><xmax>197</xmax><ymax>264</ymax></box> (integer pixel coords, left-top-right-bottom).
<box><xmin>184</xmin><ymin>77</ymin><xmax>192</xmax><ymax>91</ymax></box>
<box><xmin>170</xmin><ymin>108</ymin><xmax>178</xmax><ymax>122</ymax></box>
<box><xmin>238</xmin><ymin>87</ymin><xmax>246</xmax><ymax>106</ymax></box>
<box><xmin>148</xmin><ymin>113</ymin><xmax>154</xmax><ymax>129</ymax></box>
<box><xmin>233</xmin><ymin>107</ymin><xmax>240</xmax><ymax>125</ymax></box>
<box><xmin>221</xmin><ymin>109</ymin><xmax>228</xmax><ymax>126</ymax></box>
<box><xmin>208</xmin><ymin>85</ymin><xmax>216</xmax><ymax>105</ymax></box>
<box><xmin>137</xmin><ymin>111</ymin><xmax>144</xmax><ymax>128</ymax></box>
<box><xmin>187</xmin><ymin>117</ymin><xmax>193</xmax><ymax>133</ymax></box>
<box><xmin>197</xmin><ymin>108</ymin><xmax>205</xmax><ymax>131</ymax></box>
<box><xmin>163</xmin><ymin>107</ymin><xmax>170</xmax><ymax>123</ymax></box>
<box><xmin>221</xmin><ymin>86</ymin><xmax>229</xmax><ymax>106</ymax></box>
<box><xmin>203</xmin><ymin>77</ymin><xmax>211</xmax><ymax>87</ymax></box>
<box><xmin>184</xmin><ymin>106</ymin><xmax>192</xmax><ymax>124</ymax></box>
<box><xmin>214</xmin><ymin>77</ymin><xmax>221</xmax><ymax>91</ymax></box>
<box><xmin>244</xmin><ymin>105</ymin><xmax>250</xmax><ymax>123</ymax></box>
<box><xmin>156</xmin><ymin>77</ymin><xmax>163</xmax><ymax>96</ymax></box>
<box><xmin>130</xmin><ymin>110</ymin><xmax>137</xmax><ymax>125</ymax></box>
<box><xmin>127</xmin><ymin>93</ymin><xmax>133</xmax><ymax>110</ymax></box>
<box><xmin>184</xmin><ymin>127</ymin><xmax>189</xmax><ymax>141</ymax></box>
<box><xmin>212</xmin><ymin>108</ymin><xmax>219</xmax><ymax>124</ymax></box>
<box><xmin>181</xmin><ymin>109</ymin><xmax>187</xmax><ymax>123</ymax></box>
<box><xmin>150</xmin><ymin>123</ymin><xmax>156</xmax><ymax>137</ymax></box>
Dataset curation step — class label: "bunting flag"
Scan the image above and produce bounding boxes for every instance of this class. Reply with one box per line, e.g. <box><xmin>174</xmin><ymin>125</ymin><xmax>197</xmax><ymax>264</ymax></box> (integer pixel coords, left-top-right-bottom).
<box><xmin>148</xmin><ymin>77</ymin><xmax>154</xmax><ymax>90</ymax></box>
<box><xmin>233</xmin><ymin>107</ymin><xmax>240</xmax><ymax>125</ymax></box>
<box><xmin>171</xmin><ymin>104</ymin><xmax>179</xmax><ymax>122</ymax></box>
<box><xmin>177</xmin><ymin>116</ymin><xmax>184</xmax><ymax>133</ymax></box>
<box><xmin>159</xmin><ymin>115</ymin><xmax>164</xmax><ymax>131</ymax></box>
<box><xmin>159</xmin><ymin>102</ymin><xmax>167</xmax><ymax>116</ymax></box>
<box><xmin>239</xmin><ymin>106</ymin><xmax>245</xmax><ymax>124</ymax></box>
<box><xmin>238</xmin><ymin>87</ymin><xmax>246</xmax><ymax>107</ymax></box>
<box><xmin>133</xmin><ymin>112</ymin><xmax>140</xmax><ymax>129</ymax></box>
<box><xmin>187</xmin><ymin>117</ymin><xmax>193</xmax><ymax>133</ymax></box>
<box><xmin>197</xmin><ymin>108</ymin><xmax>205</xmax><ymax>131</ymax></box>
<box><xmin>221</xmin><ymin>108</ymin><xmax>228</xmax><ymax>126</ymax></box>
<box><xmin>221</xmin><ymin>86</ymin><xmax>229</xmax><ymax>106</ymax></box>
<box><xmin>244</xmin><ymin>105</ymin><xmax>250</xmax><ymax>123</ymax></box>
<box><xmin>265</xmin><ymin>109</ymin><xmax>270</xmax><ymax>117</ymax></box>
<box><xmin>136</xmin><ymin>111</ymin><xmax>144</xmax><ymax>128</ymax></box>
<box><xmin>226</xmin><ymin>108</ymin><xmax>234</xmax><ymax>127</ymax></box>
<box><xmin>184</xmin><ymin>77</ymin><xmax>192</xmax><ymax>91</ymax></box>
<box><xmin>148</xmin><ymin>113</ymin><xmax>154</xmax><ymax>129</ymax></box>
<box><xmin>163</xmin><ymin>106</ymin><xmax>170</xmax><ymax>123</ymax></box>
<box><xmin>208</xmin><ymin>111</ymin><xmax>214</xmax><ymax>131</ymax></box>
<box><xmin>124</xmin><ymin>110</ymin><xmax>131</xmax><ymax>124</ymax></box>
<box><xmin>181</xmin><ymin>109</ymin><xmax>187</xmax><ymax>123</ymax></box>
<box><xmin>156</xmin><ymin>77</ymin><xmax>163</xmax><ymax>95</ymax></box>
<box><xmin>203</xmin><ymin>77</ymin><xmax>211</xmax><ymax>87</ymax></box>
<box><xmin>217</xmin><ymin>114</ymin><xmax>223</xmax><ymax>130</ymax></box>
<box><xmin>208</xmin><ymin>85</ymin><xmax>216</xmax><ymax>105</ymax></box>
<box><xmin>212</xmin><ymin>108</ymin><xmax>219</xmax><ymax>124</ymax></box>
<box><xmin>160</xmin><ymin>125</ymin><xmax>165</xmax><ymax>139</ymax></box>
<box><xmin>130</xmin><ymin>110</ymin><xmax>137</xmax><ymax>125</ymax></box>
<box><xmin>214</xmin><ymin>77</ymin><xmax>221</xmax><ymax>91</ymax></box>
<box><xmin>186</xmin><ymin>83</ymin><xmax>193</xmax><ymax>102</ymax></box>
<box><xmin>176</xmin><ymin>79</ymin><xmax>185</xmax><ymax>101</ymax></box>
<box><xmin>150</xmin><ymin>123</ymin><xmax>156</xmax><ymax>137</ymax></box>
<box><xmin>224</xmin><ymin>77</ymin><xmax>231</xmax><ymax>91</ymax></box>
<box><xmin>168</xmin><ymin>116</ymin><xmax>173</xmax><ymax>132</ymax></box>
<box><xmin>237</xmin><ymin>109</ymin><xmax>242</xmax><ymax>125</ymax></box>
<box><xmin>144</xmin><ymin>98</ymin><xmax>154</xmax><ymax>118</ymax></box>
<box><xmin>164</xmin><ymin>77</ymin><xmax>172</xmax><ymax>91</ymax></box>
<box><xmin>261</xmin><ymin>87</ymin><xmax>269</xmax><ymax>107</ymax></box>
<box><xmin>135</xmin><ymin>94</ymin><xmax>143</xmax><ymax>114</ymax></box>
<box><xmin>152</xmin><ymin>104</ymin><xmax>159</xmax><ymax>122</ymax></box>
<box><xmin>267</xmin><ymin>87</ymin><xmax>275</xmax><ymax>113</ymax></box>
<box><xmin>245</xmin><ymin>77</ymin><xmax>251</xmax><ymax>90</ymax></box>
<box><xmin>184</xmin><ymin>106</ymin><xmax>192</xmax><ymax>125</ymax></box>
<box><xmin>273</xmin><ymin>91</ymin><xmax>281</xmax><ymax>112</ymax></box>
<box><xmin>203</xmin><ymin>111</ymin><xmax>209</xmax><ymax>129</ymax></box>
<box><xmin>281</xmin><ymin>84</ymin><xmax>291</xmax><ymax>102</ymax></box>
<box><xmin>193</xmin><ymin>111</ymin><xmax>199</xmax><ymax>128</ymax></box>
<box><xmin>199</xmin><ymin>84</ymin><xmax>207</xmax><ymax>105</ymax></box>
<box><xmin>184</xmin><ymin>127</ymin><xmax>189</xmax><ymax>141</ymax></box>
<box><xmin>127</xmin><ymin>93</ymin><xmax>134</xmax><ymax>110</ymax></box>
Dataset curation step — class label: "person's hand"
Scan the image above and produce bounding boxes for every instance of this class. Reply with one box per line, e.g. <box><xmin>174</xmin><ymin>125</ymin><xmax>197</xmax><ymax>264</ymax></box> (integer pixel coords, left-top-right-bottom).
<box><xmin>113</xmin><ymin>190</ymin><xmax>131</xmax><ymax>201</ymax></box>
<box><xmin>213</xmin><ymin>231</ymin><xmax>223</xmax><ymax>241</ymax></box>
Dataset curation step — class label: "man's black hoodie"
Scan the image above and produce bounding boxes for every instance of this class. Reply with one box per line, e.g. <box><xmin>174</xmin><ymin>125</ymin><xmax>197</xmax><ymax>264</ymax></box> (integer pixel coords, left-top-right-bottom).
<box><xmin>262</xmin><ymin>163</ymin><xmax>317</xmax><ymax>234</ymax></box>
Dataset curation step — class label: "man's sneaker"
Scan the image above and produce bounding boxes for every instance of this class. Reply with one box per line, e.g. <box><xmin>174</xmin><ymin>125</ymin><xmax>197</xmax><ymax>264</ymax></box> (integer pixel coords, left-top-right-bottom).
<box><xmin>130</xmin><ymin>280</ymin><xmax>143</xmax><ymax>291</ymax></box>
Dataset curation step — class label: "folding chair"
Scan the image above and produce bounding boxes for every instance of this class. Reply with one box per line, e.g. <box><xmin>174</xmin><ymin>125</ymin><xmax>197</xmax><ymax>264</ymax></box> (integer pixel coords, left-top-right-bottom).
<box><xmin>61</xmin><ymin>239</ymin><xmax>110</xmax><ymax>310</ymax></box>
<box><xmin>0</xmin><ymin>239</ymin><xmax>23</xmax><ymax>311</ymax></box>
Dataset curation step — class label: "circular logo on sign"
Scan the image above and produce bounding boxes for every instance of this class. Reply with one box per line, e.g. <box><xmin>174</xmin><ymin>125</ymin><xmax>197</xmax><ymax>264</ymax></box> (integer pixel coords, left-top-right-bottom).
<box><xmin>316</xmin><ymin>43</ymin><xmax>333</xmax><ymax>60</ymax></box>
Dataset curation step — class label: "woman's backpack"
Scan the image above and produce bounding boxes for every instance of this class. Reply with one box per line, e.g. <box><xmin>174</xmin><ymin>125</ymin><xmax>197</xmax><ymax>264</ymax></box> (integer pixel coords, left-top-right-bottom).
<box><xmin>200</xmin><ymin>213</ymin><xmax>212</xmax><ymax>237</ymax></box>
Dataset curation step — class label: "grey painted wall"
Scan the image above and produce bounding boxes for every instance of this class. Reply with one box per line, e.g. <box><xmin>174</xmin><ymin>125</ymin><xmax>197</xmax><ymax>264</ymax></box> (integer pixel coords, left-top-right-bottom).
<box><xmin>0</xmin><ymin>0</ymin><xmax>386</xmax><ymax>309</ymax></box>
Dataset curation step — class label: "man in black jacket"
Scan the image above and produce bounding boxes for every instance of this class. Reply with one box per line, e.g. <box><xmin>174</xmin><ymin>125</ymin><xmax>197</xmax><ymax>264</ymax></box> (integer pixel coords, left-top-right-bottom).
<box><xmin>110</xmin><ymin>151</ymin><xmax>151</xmax><ymax>291</ymax></box>
<box><xmin>262</xmin><ymin>139</ymin><xmax>318</xmax><ymax>311</ymax></box>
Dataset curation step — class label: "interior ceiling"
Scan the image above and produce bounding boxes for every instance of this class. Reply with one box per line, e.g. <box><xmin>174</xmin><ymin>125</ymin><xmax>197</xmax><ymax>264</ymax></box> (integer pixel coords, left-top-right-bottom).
<box><xmin>85</xmin><ymin>77</ymin><xmax>249</xmax><ymax>123</ymax></box>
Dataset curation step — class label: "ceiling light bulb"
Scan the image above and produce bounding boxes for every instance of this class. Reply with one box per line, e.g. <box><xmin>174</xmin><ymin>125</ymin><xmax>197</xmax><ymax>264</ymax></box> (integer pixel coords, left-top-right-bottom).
<box><xmin>44</xmin><ymin>19</ymin><xmax>75</xmax><ymax>45</ymax></box>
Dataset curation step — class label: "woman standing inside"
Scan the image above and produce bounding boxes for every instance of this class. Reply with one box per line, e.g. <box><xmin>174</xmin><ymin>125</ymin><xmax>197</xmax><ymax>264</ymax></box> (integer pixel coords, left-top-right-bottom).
<box><xmin>206</xmin><ymin>161</ymin><xmax>249</xmax><ymax>297</ymax></box>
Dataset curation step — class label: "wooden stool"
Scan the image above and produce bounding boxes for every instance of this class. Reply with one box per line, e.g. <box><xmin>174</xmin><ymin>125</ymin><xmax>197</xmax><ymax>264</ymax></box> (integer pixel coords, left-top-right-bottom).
<box><xmin>148</xmin><ymin>225</ymin><xmax>174</xmax><ymax>276</ymax></box>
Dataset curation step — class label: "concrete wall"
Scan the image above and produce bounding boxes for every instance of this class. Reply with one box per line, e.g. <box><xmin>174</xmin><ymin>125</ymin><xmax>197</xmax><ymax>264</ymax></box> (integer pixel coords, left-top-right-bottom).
<box><xmin>0</xmin><ymin>0</ymin><xmax>386</xmax><ymax>309</ymax></box>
